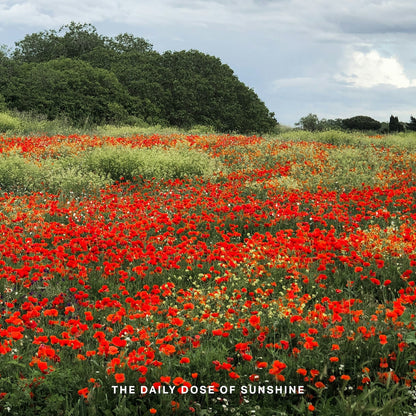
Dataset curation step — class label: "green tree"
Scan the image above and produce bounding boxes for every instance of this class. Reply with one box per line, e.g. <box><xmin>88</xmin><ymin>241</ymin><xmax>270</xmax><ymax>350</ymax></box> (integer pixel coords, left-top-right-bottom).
<box><xmin>110</xmin><ymin>51</ymin><xmax>170</xmax><ymax>124</ymax></box>
<box><xmin>295</xmin><ymin>113</ymin><xmax>321</xmax><ymax>131</ymax></box>
<box><xmin>319</xmin><ymin>118</ymin><xmax>344</xmax><ymax>130</ymax></box>
<box><xmin>0</xmin><ymin>44</ymin><xmax>11</xmax><ymax>61</ymax></box>
<box><xmin>0</xmin><ymin>93</ymin><xmax>7</xmax><ymax>112</ymax></box>
<box><xmin>108</xmin><ymin>33</ymin><xmax>153</xmax><ymax>54</ymax></box>
<box><xmin>406</xmin><ymin>116</ymin><xmax>416</xmax><ymax>131</ymax></box>
<box><xmin>12</xmin><ymin>23</ymin><xmax>152</xmax><ymax>66</ymax></box>
<box><xmin>59</xmin><ymin>22</ymin><xmax>106</xmax><ymax>59</ymax></box>
<box><xmin>12</xmin><ymin>23</ymin><xmax>107</xmax><ymax>63</ymax></box>
<box><xmin>12</xmin><ymin>29</ymin><xmax>64</xmax><ymax>63</ymax></box>
<box><xmin>7</xmin><ymin>24</ymin><xmax>278</xmax><ymax>133</ymax></box>
<box><xmin>160</xmin><ymin>50</ymin><xmax>277</xmax><ymax>132</ymax></box>
<box><xmin>79</xmin><ymin>32</ymin><xmax>153</xmax><ymax>71</ymax></box>
<box><xmin>389</xmin><ymin>115</ymin><xmax>404</xmax><ymax>132</ymax></box>
<box><xmin>11</xmin><ymin>58</ymin><xmax>129</xmax><ymax>125</ymax></box>
<box><xmin>342</xmin><ymin>115</ymin><xmax>381</xmax><ymax>131</ymax></box>
<box><xmin>0</xmin><ymin>48</ymin><xmax>21</xmax><ymax>110</ymax></box>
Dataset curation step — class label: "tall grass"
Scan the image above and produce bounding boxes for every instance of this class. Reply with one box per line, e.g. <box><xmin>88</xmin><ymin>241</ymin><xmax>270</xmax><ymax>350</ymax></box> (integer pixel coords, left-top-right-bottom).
<box><xmin>0</xmin><ymin>144</ymin><xmax>224</xmax><ymax>196</ymax></box>
<box><xmin>0</xmin><ymin>113</ymin><xmax>21</xmax><ymax>132</ymax></box>
<box><xmin>83</xmin><ymin>144</ymin><xmax>223</xmax><ymax>181</ymax></box>
<box><xmin>0</xmin><ymin>111</ymin><xmax>221</xmax><ymax>137</ymax></box>
<box><xmin>0</xmin><ymin>151</ymin><xmax>110</xmax><ymax>196</ymax></box>
<box><xmin>270</xmin><ymin>129</ymin><xmax>416</xmax><ymax>150</ymax></box>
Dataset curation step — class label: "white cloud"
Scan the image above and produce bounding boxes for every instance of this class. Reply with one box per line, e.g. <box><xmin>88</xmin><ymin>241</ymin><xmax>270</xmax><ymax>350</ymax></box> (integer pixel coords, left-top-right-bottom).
<box><xmin>336</xmin><ymin>49</ymin><xmax>416</xmax><ymax>88</ymax></box>
<box><xmin>0</xmin><ymin>2</ymin><xmax>54</xmax><ymax>26</ymax></box>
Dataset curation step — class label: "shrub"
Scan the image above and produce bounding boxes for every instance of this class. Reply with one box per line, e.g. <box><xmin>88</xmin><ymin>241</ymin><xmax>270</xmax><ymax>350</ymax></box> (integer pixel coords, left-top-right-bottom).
<box><xmin>41</xmin><ymin>159</ymin><xmax>111</xmax><ymax>196</ymax></box>
<box><xmin>0</xmin><ymin>151</ymin><xmax>41</xmax><ymax>192</ymax></box>
<box><xmin>0</xmin><ymin>112</ymin><xmax>20</xmax><ymax>132</ymax></box>
<box><xmin>0</xmin><ymin>152</ymin><xmax>109</xmax><ymax>196</ymax></box>
<box><xmin>83</xmin><ymin>144</ymin><xmax>223</xmax><ymax>181</ymax></box>
<box><xmin>5</xmin><ymin>111</ymin><xmax>78</xmax><ymax>136</ymax></box>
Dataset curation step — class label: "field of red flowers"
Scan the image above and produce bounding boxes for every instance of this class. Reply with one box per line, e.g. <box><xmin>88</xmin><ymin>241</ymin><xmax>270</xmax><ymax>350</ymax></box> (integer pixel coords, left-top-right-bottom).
<box><xmin>0</xmin><ymin>133</ymin><xmax>415</xmax><ymax>415</ymax></box>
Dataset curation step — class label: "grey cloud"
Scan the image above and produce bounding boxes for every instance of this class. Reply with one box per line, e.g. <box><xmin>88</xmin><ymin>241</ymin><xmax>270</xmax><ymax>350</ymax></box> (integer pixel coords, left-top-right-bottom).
<box><xmin>0</xmin><ymin>0</ymin><xmax>307</xmax><ymax>31</ymax></box>
<box><xmin>322</xmin><ymin>1</ymin><xmax>416</xmax><ymax>35</ymax></box>
<box><xmin>2</xmin><ymin>0</ymin><xmax>416</xmax><ymax>37</ymax></box>
<box><xmin>336</xmin><ymin>16</ymin><xmax>416</xmax><ymax>35</ymax></box>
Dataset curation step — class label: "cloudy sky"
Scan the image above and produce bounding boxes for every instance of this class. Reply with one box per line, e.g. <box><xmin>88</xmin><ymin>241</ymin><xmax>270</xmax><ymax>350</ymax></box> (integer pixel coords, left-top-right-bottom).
<box><xmin>1</xmin><ymin>0</ymin><xmax>416</xmax><ymax>126</ymax></box>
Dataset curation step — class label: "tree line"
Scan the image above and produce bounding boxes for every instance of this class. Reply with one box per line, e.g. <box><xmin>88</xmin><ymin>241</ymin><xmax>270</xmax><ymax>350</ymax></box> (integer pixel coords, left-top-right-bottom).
<box><xmin>0</xmin><ymin>23</ymin><xmax>278</xmax><ymax>134</ymax></box>
<box><xmin>296</xmin><ymin>113</ymin><xmax>416</xmax><ymax>133</ymax></box>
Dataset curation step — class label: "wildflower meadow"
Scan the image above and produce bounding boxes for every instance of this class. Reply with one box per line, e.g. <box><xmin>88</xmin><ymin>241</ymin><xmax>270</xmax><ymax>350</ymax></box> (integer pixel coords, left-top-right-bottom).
<box><xmin>0</xmin><ymin>131</ymin><xmax>415</xmax><ymax>415</ymax></box>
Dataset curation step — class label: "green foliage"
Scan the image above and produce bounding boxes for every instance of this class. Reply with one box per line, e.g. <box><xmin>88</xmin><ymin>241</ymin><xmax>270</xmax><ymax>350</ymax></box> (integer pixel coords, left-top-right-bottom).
<box><xmin>42</xmin><ymin>159</ymin><xmax>111</xmax><ymax>196</ymax></box>
<box><xmin>319</xmin><ymin>117</ymin><xmax>344</xmax><ymax>130</ymax></box>
<box><xmin>0</xmin><ymin>94</ymin><xmax>7</xmax><ymax>111</ymax></box>
<box><xmin>12</xmin><ymin>22</ymin><xmax>153</xmax><ymax>65</ymax></box>
<box><xmin>314</xmin><ymin>383</ymin><xmax>414</xmax><ymax>416</ymax></box>
<box><xmin>295</xmin><ymin>113</ymin><xmax>321</xmax><ymax>131</ymax></box>
<box><xmin>93</xmin><ymin>123</ymin><xmax>181</xmax><ymax>137</ymax></box>
<box><xmin>275</xmin><ymin>129</ymin><xmax>361</xmax><ymax>146</ymax></box>
<box><xmin>296</xmin><ymin>114</ymin><xmax>387</xmax><ymax>133</ymax></box>
<box><xmin>406</xmin><ymin>115</ymin><xmax>416</xmax><ymax>131</ymax></box>
<box><xmin>274</xmin><ymin>128</ymin><xmax>416</xmax><ymax>151</ymax></box>
<box><xmin>159</xmin><ymin>50</ymin><xmax>277</xmax><ymax>133</ymax></box>
<box><xmin>389</xmin><ymin>115</ymin><xmax>404</xmax><ymax>132</ymax></box>
<box><xmin>0</xmin><ymin>360</ymin><xmax>90</xmax><ymax>416</ymax></box>
<box><xmin>0</xmin><ymin>112</ymin><xmax>20</xmax><ymax>132</ymax></box>
<box><xmin>83</xmin><ymin>144</ymin><xmax>223</xmax><ymax>181</ymax></box>
<box><xmin>296</xmin><ymin>114</ymin><xmax>346</xmax><ymax>132</ymax></box>
<box><xmin>0</xmin><ymin>111</ymin><xmax>221</xmax><ymax>137</ymax></box>
<box><xmin>0</xmin><ymin>151</ymin><xmax>40</xmax><ymax>193</ymax></box>
<box><xmin>13</xmin><ymin>23</ymin><xmax>106</xmax><ymax>63</ymax></box>
<box><xmin>0</xmin><ymin>151</ymin><xmax>109</xmax><ymax>196</ymax></box>
<box><xmin>313</xmin><ymin>130</ymin><xmax>357</xmax><ymax>145</ymax></box>
<box><xmin>9</xmin><ymin>58</ymin><xmax>129</xmax><ymax>126</ymax></box>
<box><xmin>12</xmin><ymin>29</ymin><xmax>65</xmax><ymax>63</ymax></box>
<box><xmin>342</xmin><ymin>115</ymin><xmax>381</xmax><ymax>131</ymax></box>
<box><xmin>6</xmin><ymin>111</ymin><xmax>78</xmax><ymax>136</ymax></box>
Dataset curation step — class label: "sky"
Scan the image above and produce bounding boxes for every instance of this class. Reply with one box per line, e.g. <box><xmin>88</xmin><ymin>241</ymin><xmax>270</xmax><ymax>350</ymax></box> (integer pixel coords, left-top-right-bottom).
<box><xmin>1</xmin><ymin>0</ymin><xmax>416</xmax><ymax>126</ymax></box>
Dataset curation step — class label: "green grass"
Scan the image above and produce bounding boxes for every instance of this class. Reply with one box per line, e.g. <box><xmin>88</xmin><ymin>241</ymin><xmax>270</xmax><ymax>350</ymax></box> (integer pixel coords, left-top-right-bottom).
<box><xmin>269</xmin><ymin>129</ymin><xmax>416</xmax><ymax>151</ymax></box>
<box><xmin>0</xmin><ymin>111</ymin><xmax>222</xmax><ymax>137</ymax></box>
<box><xmin>0</xmin><ymin>112</ymin><xmax>21</xmax><ymax>132</ymax></box>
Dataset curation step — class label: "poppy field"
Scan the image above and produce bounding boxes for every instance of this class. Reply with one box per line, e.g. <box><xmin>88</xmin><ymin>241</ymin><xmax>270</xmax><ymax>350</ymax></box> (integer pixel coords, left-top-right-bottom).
<box><xmin>0</xmin><ymin>132</ymin><xmax>415</xmax><ymax>415</ymax></box>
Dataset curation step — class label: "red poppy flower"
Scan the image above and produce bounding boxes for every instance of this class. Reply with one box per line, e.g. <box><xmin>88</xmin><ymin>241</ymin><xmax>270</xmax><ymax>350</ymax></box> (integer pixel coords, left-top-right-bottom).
<box><xmin>114</xmin><ymin>373</ymin><xmax>125</xmax><ymax>383</ymax></box>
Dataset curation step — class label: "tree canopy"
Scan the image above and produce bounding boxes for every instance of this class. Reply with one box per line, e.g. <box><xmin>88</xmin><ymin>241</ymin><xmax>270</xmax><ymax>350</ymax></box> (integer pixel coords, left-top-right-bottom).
<box><xmin>0</xmin><ymin>23</ymin><xmax>277</xmax><ymax>133</ymax></box>
<box><xmin>407</xmin><ymin>116</ymin><xmax>416</xmax><ymax>131</ymax></box>
<box><xmin>341</xmin><ymin>115</ymin><xmax>381</xmax><ymax>131</ymax></box>
<box><xmin>389</xmin><ymin>115</ymin><xmax>404</xmax><ymax>133</ymax></box>
<box><xmin>295</xmin><ymin>113</ymin><xmax>386</xmax><ymax>132</ymax></box>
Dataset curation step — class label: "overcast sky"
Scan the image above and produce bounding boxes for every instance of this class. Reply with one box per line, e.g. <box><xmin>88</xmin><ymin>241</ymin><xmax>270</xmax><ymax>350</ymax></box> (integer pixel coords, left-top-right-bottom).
<box><xmin>1</xmin><ymin>0</ymin><xmax>416</xmax><ymax>126</ymax></box>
